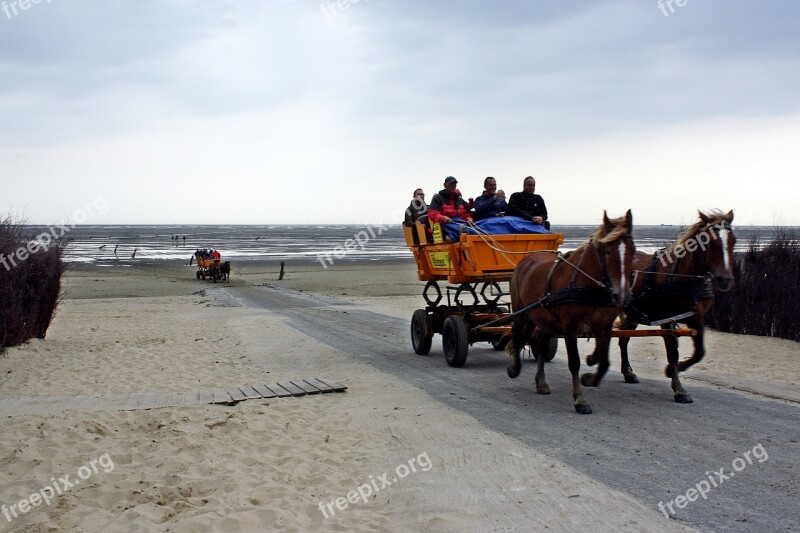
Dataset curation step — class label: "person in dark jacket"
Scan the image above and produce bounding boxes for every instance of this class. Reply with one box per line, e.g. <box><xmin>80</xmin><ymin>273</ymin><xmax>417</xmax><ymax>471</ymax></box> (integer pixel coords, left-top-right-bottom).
<box><xmin>473</xmin><ymin>177</ymin><xmax>508</xmax><ymax>220</ymax></box>
<box><xmin>404</xmin><ymin>188</ymin><xmax>428</xmax><ymax>227</ymax></box>
<box><xmin>428</xmin><ymin>176</ymin><xmax>473</xmax><ymax>224</ymax></box>
<box><xmin>507</xmin><ymin>176</ymin><xmax>549</xmax><ymax>229</ymax></box>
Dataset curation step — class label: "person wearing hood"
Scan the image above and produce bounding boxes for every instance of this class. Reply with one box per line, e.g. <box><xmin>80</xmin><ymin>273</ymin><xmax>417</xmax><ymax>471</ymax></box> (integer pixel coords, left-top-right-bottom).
<box><xmin>428</xmin><ymin>176</ymin><xmax>473</xmax><ymax>224</ymax></box>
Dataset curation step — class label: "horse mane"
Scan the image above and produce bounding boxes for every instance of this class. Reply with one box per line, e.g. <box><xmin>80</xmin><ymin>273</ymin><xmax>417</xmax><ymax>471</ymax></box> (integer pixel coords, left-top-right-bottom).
<box><xmin>662</xmin><ymin>209</ymin><xmax>731</xmax><ymax>255</ymax></box>
<box><xmin>572</xmin><ymin>214</ymin><xmax>631</xmax><ymax>254</ymax></box>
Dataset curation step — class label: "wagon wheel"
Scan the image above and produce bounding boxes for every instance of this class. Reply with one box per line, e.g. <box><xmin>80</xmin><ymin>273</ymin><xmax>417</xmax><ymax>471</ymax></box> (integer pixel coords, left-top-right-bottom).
<box><xmin>443</xmin><ymin>315</ymin><xmax>469</xmax><ymax>367</ymax></box>
<box><xmin>410</xmin><ymin>309</ymin><xmax>433</xmax><ymax>355</ymax></box>
<box><xmin>531</xmin><ymin>338</ymin><xmax>558</xmax><ymax>362</ymax></box>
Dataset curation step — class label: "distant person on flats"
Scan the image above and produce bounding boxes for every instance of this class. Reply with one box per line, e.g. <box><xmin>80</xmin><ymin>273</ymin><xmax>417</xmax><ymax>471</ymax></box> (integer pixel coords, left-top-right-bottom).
<box><xmin>428</xmin><ymin>176</ymin><xmax>473</xmax><ymax>224</ymax></box>
<box><xmin>508</xmin><ymin>176</ymin><xmax>550</xmax><ymax>230</ymax></box>
<box><xmin>473</xmin><ymin>177</ymin><xmax>509</xmax><ymax>220</ymax></box>
<box><xmin>404</xmin><ymin>188</ymin><xmax>428</xmax><ymax>227</ymax></box>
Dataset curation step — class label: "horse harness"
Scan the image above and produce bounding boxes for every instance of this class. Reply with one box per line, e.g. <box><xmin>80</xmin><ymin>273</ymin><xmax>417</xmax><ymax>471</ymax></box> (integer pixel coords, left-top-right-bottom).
<box><xmin>623</xmin><ymin>245</ymin><xmax>714</xmax><ymax>326</ymax></box>
<box><xmin>538</xmin><ymin>235</ymin><xmax>633</xmax><ymax>313</ymax></box>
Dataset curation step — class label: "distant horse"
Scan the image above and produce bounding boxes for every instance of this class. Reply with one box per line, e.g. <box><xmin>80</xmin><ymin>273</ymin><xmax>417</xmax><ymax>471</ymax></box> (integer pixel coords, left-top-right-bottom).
<box><xmin>507</xmin><ymin>210</ymin><xmax>635</xmax><ymax>414</ymax></box>
<box><xmin>590</xmin><ymin>210</ymin><xmax>735</xmax><ymax>403</ymax></box>
<box><xmin>219</xmin><ymin>261</ymin><xmax>231</xmax><ymax>282</ymax></box>
<box><xmin>209</xmin><ymin>260</ymin><xmax>231</xmax><ymax>282</ymax></box>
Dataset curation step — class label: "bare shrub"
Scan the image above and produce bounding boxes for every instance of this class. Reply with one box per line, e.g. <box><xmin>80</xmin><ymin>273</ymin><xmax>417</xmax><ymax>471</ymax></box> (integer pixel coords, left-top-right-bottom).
<box><xmin>709</xmin><ymin>228</ymin><xmax>800</xmax><ymax>342</ymax></box>
<box><xmin>0</xmin><ymin>217</ymin><xmax>67</xmax><ymax>349</ymax></box>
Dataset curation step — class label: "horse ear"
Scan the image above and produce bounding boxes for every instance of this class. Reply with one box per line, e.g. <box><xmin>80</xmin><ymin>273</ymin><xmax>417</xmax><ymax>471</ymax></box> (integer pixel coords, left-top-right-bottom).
<box><xmin>725</xmin><ymin>209</ymin><xmax>734</xmax><ymax>223</ymax></box>
<box><xmin>625</xmin><ymin>209</ymin><xmax>633</xmax><ymax>230</ymax></box>
<box><xmin>603</xmin><ymin>210</ymin><xmax>612</xmax><ymax>230</ymax></box>
<box><xmin>698</xmin><ymin>211</ymin><xmax>710</xmax><ymax>225</ymax></box>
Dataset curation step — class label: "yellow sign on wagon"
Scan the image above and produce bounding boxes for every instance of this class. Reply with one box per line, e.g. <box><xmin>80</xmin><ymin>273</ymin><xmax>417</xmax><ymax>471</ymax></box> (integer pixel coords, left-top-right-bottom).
<box><xmin>428</xmin><ymin>251</ymin><xmax>452</xmax><ymax>270</ymax></box>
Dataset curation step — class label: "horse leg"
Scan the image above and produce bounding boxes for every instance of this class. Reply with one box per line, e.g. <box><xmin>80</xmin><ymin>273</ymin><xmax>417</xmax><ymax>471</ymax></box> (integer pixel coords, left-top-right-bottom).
<box><xmin>581</xmin><ymin>328</ymin><xmax>611</xmax><ymax>388</ymax></box>
<box><xmin>506</xmin><ymin>316</ymin><xmax>530</xmax><ymax>379</ymax></box>
<box><xmin>533</xmin><ymin>333</ymin><xmax>551</xmax><ymax>395</ymax></box>
<box><xmin>618</xmin><ymin>322</ymin><xmax>640</xmax><ymax>384</ymax></box>
<box><xmin>662</xmin><ymin>329</ymin><xmax>693</xmax><ymax>403</ymax></box>
<box><xmin>677</xmin><ymin>320</ymin><xmax>705</xmax><ymax>374</ymax></box>
<box><xmin>565</xmin><ymin>331</ymin><xmax>591</xmax><ymax>414</ymax></box>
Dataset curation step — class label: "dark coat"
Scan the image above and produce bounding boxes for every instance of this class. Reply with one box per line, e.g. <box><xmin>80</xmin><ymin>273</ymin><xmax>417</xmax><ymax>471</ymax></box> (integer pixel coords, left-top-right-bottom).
<box><xmin>507</xmin><ymin>192</ymin><xmax>547</xmax><ymax>221</ymax></box>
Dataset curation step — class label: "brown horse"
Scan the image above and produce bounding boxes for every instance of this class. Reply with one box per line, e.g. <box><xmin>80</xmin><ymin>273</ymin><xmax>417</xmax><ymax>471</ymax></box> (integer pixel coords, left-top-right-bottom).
<box><xmin>592</xmin><ymin>210</ymin><xmax>735</xmax><ymax>403</ymax></box>
<box><xmin>507</xmin><ymin>210</ymin><xmax>635</xmax><ymax>414</ymax></box>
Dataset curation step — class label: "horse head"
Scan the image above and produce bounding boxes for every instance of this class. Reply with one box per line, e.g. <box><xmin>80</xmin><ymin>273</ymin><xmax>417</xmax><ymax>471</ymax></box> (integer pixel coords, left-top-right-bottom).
<box><xmin>594</xmin><ymin>209</ymin><xmax>635</xmax><ymax>306</ymax></box>
<box><xmin>697</xmin><ymin>210</ymin><xmax>736</xmax><ymax>292</ymax></box>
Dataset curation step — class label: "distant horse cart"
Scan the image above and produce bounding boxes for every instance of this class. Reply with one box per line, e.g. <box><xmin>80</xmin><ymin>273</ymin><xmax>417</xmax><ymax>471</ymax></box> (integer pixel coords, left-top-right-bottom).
<box><xmin>405</xmin><ymin>211</ymin><xmax>710</xmax><ymax>414</ymax></box>
<box><xmin>194</xmin><ymin>250</ymin><xmax>231</xmax><ymax>282</ymax></box>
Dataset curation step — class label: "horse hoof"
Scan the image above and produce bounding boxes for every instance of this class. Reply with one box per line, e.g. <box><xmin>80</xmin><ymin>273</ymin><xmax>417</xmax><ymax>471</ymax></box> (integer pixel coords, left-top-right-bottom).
<box><xmin>674</xmin><ymin>393</ymin><xmax>694</xmax><ymax>404</ymax></box>
<box><xmin>580</xmin><ymin>373</ymin><xmax>596</xmax><ymax>387</ymax></box>
<box><xmin>585</xmin><ymin>355</ymin><xmax>596</xmax><ymax>367</ymax></box>
<box><xmin>507</xmin><ymin>366</ymin><xmax>520</xmax><ymax>379</ymax></box>
<box><xmin>536</xmin><ymin>384</ymin><xmax>551</xmax><ymax>395</ymax></box>
<box><xmin>624</xmin><ymin>373</ymin><xmax>640</xmax><ymax>384</ymax></box>
<box><xmin>575</xmin><ymin>403</ymin><xmax>593</xmax><ymax>415</ymax></box>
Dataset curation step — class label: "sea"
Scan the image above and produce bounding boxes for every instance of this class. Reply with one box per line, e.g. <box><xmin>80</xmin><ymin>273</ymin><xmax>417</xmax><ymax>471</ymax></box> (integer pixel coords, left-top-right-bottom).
<box><xmin>18</xmin><ymin>224</ymin><xmax>795</xmax><ymax>266</ymax></box>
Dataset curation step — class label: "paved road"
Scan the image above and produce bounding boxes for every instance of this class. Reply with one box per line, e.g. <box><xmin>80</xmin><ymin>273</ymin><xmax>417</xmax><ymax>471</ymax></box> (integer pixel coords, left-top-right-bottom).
<box><xmin>233</xmin><ymin>285</ymin><xmax>800</xmax><ymax>532</ymax></box>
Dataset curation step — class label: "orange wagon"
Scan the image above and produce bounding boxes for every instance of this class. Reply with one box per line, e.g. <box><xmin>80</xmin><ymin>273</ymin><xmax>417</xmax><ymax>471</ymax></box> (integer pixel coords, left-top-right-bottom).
<box><xmin>404</xmin><ymin>221</ymin><xmax>564</xmax><ymax>367</ymax></box>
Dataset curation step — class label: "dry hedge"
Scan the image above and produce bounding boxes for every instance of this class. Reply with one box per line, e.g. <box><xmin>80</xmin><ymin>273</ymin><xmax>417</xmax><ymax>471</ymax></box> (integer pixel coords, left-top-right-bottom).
<box><xmin>708</xmin><ymin>229</ymin><xmax>800</xmax><ymax>342</ymax></box>
<box><xmin>0</xmin><ymin>217</ymin><xmax>67</xmax><ymax>349</ymax></box>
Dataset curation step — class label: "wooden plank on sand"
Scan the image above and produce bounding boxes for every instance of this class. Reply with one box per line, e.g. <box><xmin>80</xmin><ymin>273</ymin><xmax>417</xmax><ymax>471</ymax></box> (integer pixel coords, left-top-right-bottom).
<box><xmin>153</xmin><ymin>391</ymin><xmax>173</xmax><ymax>410</ymax></box>
<box><xmin>198</xmin><ymin>389</ymin><xmax>214</xmax><ymax>405</ymax></box>
<box><xmin>168</xmin><ymin>391</ymin><xmax>186</xmax><ymax>407</ymax></box>
<box><xmin>276</xmin><ymin>381</ymin><xmax>306</xmax><ymax>397</ymax></box>
<box><xmin>226</xmin><ymin>387</ymin><xmax>248</xmax><ymax>403</ymax></box>
<box><xmin>212</xmin><ymin>389</ymin><xmax>234</xmax><ymax>405</ymax></box>
<box><xmin>137</xmin><ymin>391</ymin><xmax>159</xmax><ymax>410</ymax></box>
<box><xmin>252</xmin><ymin>384</ymin><xmax>278</xmax><ymax>399</ymax></box>
<box><xmin>268</xmin><ymin>383</ymin><xmax>295</xmax><ymax>398</ymax></box>
<box><xmin>314</xmin><ymin>378</ymin><xmax>348</xmax><ymax>392</ymax></box>
<box><xmin>122</xmin><ymin>392</ymin><xmax>144</xmax><ymax>411</ymax></box>
<box><xmin>239</xmin><ymin>386</ymin><xmax>263</xmax><ymax>399</ymax></box>
<box><xmin>305</xmin><ymin>378</ymin><xmax>335</xmax><ymax>393</ymax></box>
<box><xmin>291</xmin><ymin>379</ymin><xmax>321</xmax><ymax>394</ymax></box>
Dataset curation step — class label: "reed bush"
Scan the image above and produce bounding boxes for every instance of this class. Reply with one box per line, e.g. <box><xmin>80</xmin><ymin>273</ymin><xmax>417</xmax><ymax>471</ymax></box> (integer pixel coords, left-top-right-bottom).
<box><xmin>0</xmin><ymin>217</ymin><xmax>67</xmax><ymax>349</ymax></box>
<box><xmin>709</xmin><ymin>228</ymin><xmax>800</xmax><ymax>342</ymax></box>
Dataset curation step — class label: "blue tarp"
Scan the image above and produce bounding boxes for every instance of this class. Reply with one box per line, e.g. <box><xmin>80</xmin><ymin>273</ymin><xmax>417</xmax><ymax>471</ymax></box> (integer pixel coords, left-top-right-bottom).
<box><xmin>442</xmin><ymin>216</ymin><xmax>551</xmax><ymax>241</ymax></box>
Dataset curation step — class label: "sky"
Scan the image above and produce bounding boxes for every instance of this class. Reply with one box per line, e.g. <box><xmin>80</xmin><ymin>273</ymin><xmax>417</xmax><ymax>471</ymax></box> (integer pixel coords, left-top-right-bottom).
<box><xmin>1</xmin><ymin>0</ymin><xmax>799</xmax><ymax>226</ymax></box>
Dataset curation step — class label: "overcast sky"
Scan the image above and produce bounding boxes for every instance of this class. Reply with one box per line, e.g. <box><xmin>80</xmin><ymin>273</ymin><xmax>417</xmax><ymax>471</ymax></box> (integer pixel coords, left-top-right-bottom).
<box><xmin>2</xmin><ymin>0</ymin><xmax>799</xmax><ymax>225</ymax></box>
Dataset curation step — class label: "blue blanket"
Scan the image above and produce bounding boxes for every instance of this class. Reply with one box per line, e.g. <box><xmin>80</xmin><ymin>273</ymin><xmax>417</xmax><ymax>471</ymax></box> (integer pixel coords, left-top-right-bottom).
<box><xmin>443</xmin><ymin>216</ymin><xmax>551</xmax><ymax>241</ymax></box>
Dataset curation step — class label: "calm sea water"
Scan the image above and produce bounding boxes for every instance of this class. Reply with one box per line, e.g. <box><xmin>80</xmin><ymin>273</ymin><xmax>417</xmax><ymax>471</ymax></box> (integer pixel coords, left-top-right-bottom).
<box><xmin>20</xmin><ymin>224</ymin><xmax>793</xmax><ymax>266</ymax></box>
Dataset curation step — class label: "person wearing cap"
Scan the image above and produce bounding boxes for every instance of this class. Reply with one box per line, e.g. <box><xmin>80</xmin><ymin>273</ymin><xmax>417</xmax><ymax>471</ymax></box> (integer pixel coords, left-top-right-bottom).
<box><xmin>428</xmin><ymin>176</ymin><xmax>473</xmax><ymax>224</ymax></box>
<box><xmin>404</xmin><ymin>188</ymin><xmax>428</xmax><ymax>227</ymax></box>
<box><xmin>508</xmin><ymin>176</ymin><xmax>550</xmax><ymax>229</ymax></box>
<box><xmin>473</xmin><ymin>176</ymin><xmax>508</xmax><ymax>221</ymax></box>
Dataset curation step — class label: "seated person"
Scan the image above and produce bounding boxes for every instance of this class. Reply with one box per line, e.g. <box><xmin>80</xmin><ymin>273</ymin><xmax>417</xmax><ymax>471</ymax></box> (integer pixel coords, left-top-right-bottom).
<box><xmin>428</xmin><ymin>176</ymin><xmax>473</xmax><ymax>225</ymax></box>
<box><xmin>507</xmin><ymin>176</ymin><xmax>550</xmax><ymax>230</ymax></box>
<box><xmin>404</xmin><ymin>188</ymin><xmax>428</xmax><ymax>227</ymax></box>
<box><xmin>473</xmin><ymin>177</ymin><xmax>508</xmax><ymax>220</ymax></box>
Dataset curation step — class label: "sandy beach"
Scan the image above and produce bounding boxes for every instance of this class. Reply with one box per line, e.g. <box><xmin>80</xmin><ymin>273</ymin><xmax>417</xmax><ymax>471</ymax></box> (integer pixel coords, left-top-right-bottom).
<box><xmin>1</xmin><ymin>259</ymin><xmax>797</xmax><ymax>532</ymax></box>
